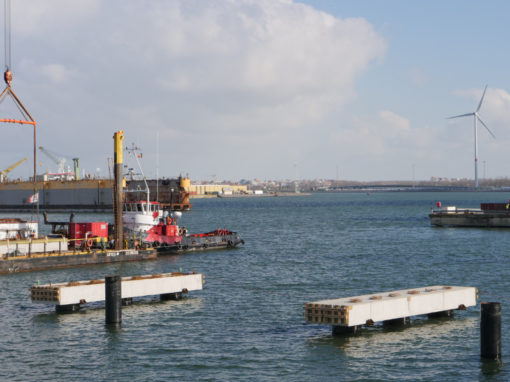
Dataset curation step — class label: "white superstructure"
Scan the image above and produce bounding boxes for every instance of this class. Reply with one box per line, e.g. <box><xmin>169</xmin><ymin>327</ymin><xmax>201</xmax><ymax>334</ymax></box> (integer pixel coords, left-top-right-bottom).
<box><xmin>0</xmin><ymin>218</ymin><xmax>38</xmax><ymax>240</ymax></box>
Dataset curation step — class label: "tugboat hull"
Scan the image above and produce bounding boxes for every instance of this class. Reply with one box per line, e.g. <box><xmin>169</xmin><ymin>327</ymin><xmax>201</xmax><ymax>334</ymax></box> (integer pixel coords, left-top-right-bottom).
<box><xmin>155</xmin><ymin>232</ymin><xmax>244</xmax><ymax>254</ymax></box>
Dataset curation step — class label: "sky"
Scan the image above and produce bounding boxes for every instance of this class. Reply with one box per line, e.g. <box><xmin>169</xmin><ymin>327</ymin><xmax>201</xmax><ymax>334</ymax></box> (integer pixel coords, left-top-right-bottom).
<box><xmin>1</xmin><ymin>0</ymin><xmax>510</xmax><ymax>182</ymax></box>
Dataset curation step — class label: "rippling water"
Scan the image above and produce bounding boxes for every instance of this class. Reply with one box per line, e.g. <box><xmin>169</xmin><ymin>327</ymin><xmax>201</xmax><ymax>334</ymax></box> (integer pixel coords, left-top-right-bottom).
<box><xmin>1</xmin><ymin>192</ymin><xmax>509</xmax><ymax>381</ymax></box>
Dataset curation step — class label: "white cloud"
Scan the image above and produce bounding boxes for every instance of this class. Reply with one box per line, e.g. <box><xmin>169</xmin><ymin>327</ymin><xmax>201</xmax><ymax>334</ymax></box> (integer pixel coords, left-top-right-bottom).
<box><xmin>334</xmin><ymin>111</ymin><xmax>412</xmax><ymax>156</ymax></box>
<box><xmin>98</xmin><ymin>0</ymin><xmax>387</xmax><ymax>132</ymax></box>
<box><xmin>379</xmin><ymin>110</ymin><xmax>410</xmax><ymax>134</ymax></box>
<box><xmin>451</xmin><ymin>86</ymin><xmax>510</xmax><ymax>138</ymax></box>
<box><xmin>481</xmin><ymin>88</ymin><xmax>510</xmax><ymax>125</ymax></box>
<box><xmin>4</xmin><ymin>0</ymin><xmax>387</xmax><ymax>179</ymax></box>
<box><xmin>328</xmin><ymin>110</ymin><xmax>472</xmax><ymax>180</ymax></box>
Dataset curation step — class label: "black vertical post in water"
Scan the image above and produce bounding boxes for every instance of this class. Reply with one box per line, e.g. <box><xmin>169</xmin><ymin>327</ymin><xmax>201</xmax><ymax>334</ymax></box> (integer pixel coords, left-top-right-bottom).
<box><xmin>481</xmin><ymin>302</ymin><xmax>501</xmax><ymax>359</ymax></box>
<box><xmin>105</xmin><ymin>275</ymin><xmax>122</xmax><ymax>325</ymax></box>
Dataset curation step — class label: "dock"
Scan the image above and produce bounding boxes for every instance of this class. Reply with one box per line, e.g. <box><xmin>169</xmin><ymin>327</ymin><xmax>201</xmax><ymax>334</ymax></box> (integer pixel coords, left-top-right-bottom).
<box><xmin>304</xmin><ymin>285</ymin><xmax>477</xmax><ymax>334</ymax></box>
<box><xmin>1</xmin><ymin>248</ymin><xmax>157</xmax><ymax>274</ymax></box>
<box><xmin>30</xmin><ymin>272</ymin><xmax>203</xmax><ymax>312</ymax></box>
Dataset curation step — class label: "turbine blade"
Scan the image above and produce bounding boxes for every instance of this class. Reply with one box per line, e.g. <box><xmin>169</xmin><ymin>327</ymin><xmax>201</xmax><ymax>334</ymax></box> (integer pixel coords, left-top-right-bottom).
<box><xmin>477</xmin><ymin>115</ymin><xmax>496</xmax><ymax>139</ymax></box>
<box><xmin>447</xmin><ymin>112</ymin><xmax>474</xmax><ymax>119</ymax></box>
<box><xmin>476</xmin><ymin>84</ymin><xmax>488</xmax><ymax>112</ymax></box>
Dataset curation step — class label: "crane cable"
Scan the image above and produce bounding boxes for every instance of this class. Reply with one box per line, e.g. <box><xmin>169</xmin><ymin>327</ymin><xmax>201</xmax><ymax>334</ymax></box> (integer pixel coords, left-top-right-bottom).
<box><xmin>4</xmin><ymin>0</ymin><xmax>10</xmax><ymax>71</ymax></box>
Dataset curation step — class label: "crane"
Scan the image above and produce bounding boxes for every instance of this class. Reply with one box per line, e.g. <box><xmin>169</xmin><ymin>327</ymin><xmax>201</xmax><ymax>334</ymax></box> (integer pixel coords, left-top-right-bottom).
<box><xmin>38</xmin><ymin>146</ymin><xmax>79</xmax><ymax>180</ymax></box>
<box><xmin>38</xmin><ymin>146</ymin><xmax>67</xmax><ymax>173</ymax></box>
<box><xmin>0</xmin><ymin>157</ymin><xmax>27</xmax><ymax>182</ymax></box>
<box><xmin>0</xmin><ymin>0</ymin><xmax>38</xmax><ymax>200</ymax></box>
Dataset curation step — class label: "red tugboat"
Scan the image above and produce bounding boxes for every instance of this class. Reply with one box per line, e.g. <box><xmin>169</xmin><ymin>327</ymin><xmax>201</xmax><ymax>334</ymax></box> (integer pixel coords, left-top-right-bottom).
<box><xmin>122</xmin><ymin>145</ymin><xmax>243</xmax><ymax>253</ymax></box>
<box><xmin>140</xmin><ymin>211</ymin><xmax>244</xmax><ymax>254</ymax></box>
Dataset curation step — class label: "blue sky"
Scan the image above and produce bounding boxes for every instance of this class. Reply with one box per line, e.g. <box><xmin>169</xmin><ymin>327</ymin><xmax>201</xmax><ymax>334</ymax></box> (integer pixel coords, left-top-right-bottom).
<box><xmin>297</xmin><ymin>0</ymin><xmax>510</xmax><ymax>181</ymax></box>
<box><xmin>1</xmin><ymin>0</ymin><xmax>509</xmax><ymax>182</ymax></box>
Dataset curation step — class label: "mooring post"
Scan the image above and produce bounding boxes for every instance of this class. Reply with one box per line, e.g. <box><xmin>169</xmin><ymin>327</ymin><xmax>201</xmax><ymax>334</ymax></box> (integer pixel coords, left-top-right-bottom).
<box><xmin>113</xmin><ymin>131</ymin><xmax>124</xmax><ymax>250</ymax></box>
<box><xmin>480</xmin><ymin>302</ymin><xmax>501</xmax><ymax>359</ymax></box>
<box><xmin>105</xmin><ymin>275</ymin><xmax>122</xmax><ymax>325</ymax></box>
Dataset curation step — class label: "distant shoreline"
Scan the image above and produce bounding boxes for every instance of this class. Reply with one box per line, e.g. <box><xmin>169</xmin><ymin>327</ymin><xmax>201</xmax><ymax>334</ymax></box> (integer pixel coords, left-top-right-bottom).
<box><xmin>190</xmin><ymin>192</ymin><xmax>312</xmax><ymax>199</ymax></box>
<box><xmin>190</xmin><ymin>188</ymin><xmax>510</xmax><ymax>199</ymax></box>
<box><xmin>315</xmin><ymin>187</ymin><xmax>510</xmax><ymax>193</ymax></box>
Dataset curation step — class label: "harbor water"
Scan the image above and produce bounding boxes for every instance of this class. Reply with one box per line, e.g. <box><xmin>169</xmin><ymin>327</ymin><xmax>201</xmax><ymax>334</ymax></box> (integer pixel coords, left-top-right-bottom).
<box><xmin>1</xmin><ymin>192</ymin><xmax>509</xmax><ymax>381</ymax></box>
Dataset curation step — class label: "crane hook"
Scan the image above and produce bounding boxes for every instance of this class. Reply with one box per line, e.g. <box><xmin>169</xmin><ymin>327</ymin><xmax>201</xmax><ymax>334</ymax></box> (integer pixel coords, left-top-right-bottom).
<box><xmin>4</xmin><ymin>69</ymin><xmax>12</xmax><ymax>87</ymax></box>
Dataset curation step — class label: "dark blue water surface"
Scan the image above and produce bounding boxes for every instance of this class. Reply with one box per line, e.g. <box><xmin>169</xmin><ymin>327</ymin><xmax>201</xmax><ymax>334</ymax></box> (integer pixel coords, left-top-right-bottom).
<box><xmin>1</xmin><ymin>192</ymin><xmax>509</xmax><ymax>381</ymax></box>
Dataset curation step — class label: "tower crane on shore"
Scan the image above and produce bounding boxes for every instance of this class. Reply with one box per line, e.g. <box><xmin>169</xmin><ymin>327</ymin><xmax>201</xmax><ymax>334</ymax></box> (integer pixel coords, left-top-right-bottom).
<box><xmin>0</xmin><ymin>157</ymin><xmax>27</xmax><ymax>182</ymax></box>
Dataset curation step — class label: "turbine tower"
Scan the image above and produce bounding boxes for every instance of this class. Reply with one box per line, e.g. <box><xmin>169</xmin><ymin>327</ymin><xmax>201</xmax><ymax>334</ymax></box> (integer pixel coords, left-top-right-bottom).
<box><xmin>447</xmin><ymin>85</ymin><xmax>495</xmax><ymax>189</ymax></box>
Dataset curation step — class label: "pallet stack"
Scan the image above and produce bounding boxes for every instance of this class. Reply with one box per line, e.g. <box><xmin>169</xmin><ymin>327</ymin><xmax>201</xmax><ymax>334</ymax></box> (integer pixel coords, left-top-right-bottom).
<box><xmin>30</xmin><ymin>285</ymin><xmax>60</xmax><ymax>302</ymax></box>
<box><xmin>304</xmin><ymin>303</ymin><xmax>350</xmax><ymax>325</ymax></box>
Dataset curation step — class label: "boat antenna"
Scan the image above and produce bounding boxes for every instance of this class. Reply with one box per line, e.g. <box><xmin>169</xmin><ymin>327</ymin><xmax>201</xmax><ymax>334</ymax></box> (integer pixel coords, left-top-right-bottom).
<box><xmin>126</xmin><ymin>143</ymin><xmax>150</xmax><ymax>206</ymax></box>
<box><xmin>156</xmin><ymin>130</ymin><xmax>159</xmax><ymax>202</ymax></box>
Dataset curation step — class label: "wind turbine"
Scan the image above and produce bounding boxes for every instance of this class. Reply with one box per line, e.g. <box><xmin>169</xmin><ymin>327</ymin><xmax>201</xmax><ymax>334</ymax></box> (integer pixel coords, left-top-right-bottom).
<box><xmin>447</xmin><ymin>85</ymin><xmax>495</xmax><ymax>189</ymax></box>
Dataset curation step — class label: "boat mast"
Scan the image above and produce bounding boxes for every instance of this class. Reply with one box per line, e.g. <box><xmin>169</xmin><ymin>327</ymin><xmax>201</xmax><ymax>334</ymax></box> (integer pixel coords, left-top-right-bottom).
<box><xmin>126</xmin><ymin>143</ymin><xmax>150</xmax><ymax>207</ymax></box>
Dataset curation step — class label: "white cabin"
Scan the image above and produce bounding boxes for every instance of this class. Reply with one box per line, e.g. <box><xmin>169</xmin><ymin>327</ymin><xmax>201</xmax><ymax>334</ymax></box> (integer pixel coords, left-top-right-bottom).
<box><xmin>123</xmin><ymin>201</ymin><xmax>163</xmax><ymax>233</ymax></box>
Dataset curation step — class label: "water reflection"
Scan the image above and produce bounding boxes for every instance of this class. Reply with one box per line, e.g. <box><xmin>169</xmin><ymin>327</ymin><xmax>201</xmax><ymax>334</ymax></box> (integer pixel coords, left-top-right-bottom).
<box><xmin>480</xmin><ymin>358</ymin><xmax>504</xmax><ymax>377</ymax></box>
<box><xmin>104</xmin><ymin>321</ymin><xmax>122</xmax><ymax>337</ymax></box>
<box><xmin>31</xmin><ymin>297</ymin><xmax>204</xmax><ymax>324</ymax></box>
<box><xmin>307</xmin><ymin>315</ymin><xmax>478</xmax><ymax>357</ymax></box>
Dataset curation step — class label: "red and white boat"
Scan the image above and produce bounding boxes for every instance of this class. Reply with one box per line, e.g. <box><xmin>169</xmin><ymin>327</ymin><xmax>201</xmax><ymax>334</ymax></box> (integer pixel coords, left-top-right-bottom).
<box><xmin>122</xmin><ymin>146</ymin><xmax>244</xmax><ymax>252</ymax></box>
<box><xmin>145</xmin><ymin>211</ymin><xmax>244</xmax><ymax>253</ymax></box>
<box><xmin>123</xmin><ymin>202</ymin><xmax>244</xmax><ymax>253</ymax></box>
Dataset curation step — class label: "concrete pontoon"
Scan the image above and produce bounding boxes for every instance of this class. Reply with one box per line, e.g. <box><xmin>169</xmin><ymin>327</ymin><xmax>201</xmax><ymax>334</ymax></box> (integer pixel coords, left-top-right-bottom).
<box><xmin>304</xmin><ymin>285</ymin><xmax>477</xmax><ymax>334</ymax></box>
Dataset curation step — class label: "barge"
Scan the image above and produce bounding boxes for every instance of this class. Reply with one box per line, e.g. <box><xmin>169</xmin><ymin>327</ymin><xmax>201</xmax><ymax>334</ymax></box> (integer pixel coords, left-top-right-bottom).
<box><xmin>0</xmin><ymin>217</ymin><xmax>157</xmax><ymax>274</ymax></box>
<box><xmin>0</xmin><ymin>177</ymin><xmax>191</xmax><ymax>212</ymax></box>
<box><xmin>1</xmin><ymin>247</ymin><xmax>157</xmax><ymax>274</ymax></box>
<box><xmin>0</xmin><ymin>178</ymin><xmax>114</xmax><ymax>212</ymax></box>
<box><xmin>430</xmin><ymin>202</ymin><xmax>510</xmax><ymax>227</ymax></box>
